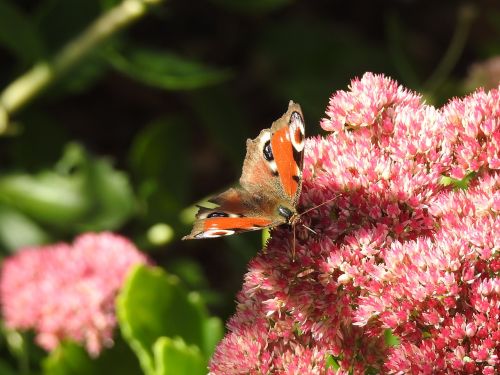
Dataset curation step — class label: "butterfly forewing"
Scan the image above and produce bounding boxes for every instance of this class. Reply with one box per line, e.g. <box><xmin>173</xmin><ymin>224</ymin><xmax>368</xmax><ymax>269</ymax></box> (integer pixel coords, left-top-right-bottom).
<box><xmin>240</xmin><ymin>101</ymin><xmax>305</xmax><ymax>203</ymax></box>
<box><xmin>270</xmin><ymin>107</ymin><xmax>305</xmax><ymax>203</ymax></box>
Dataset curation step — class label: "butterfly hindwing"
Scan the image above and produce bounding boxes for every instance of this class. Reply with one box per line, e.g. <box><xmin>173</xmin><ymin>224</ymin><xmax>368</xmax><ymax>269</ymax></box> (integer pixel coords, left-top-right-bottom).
<box><xmin>184</xmin><ymin>215</ymin><xmax>274</xmax><ymax>239</ymax></box>
<box><xmin>182</xmin><ymin>188</ymin><xmax>277</xmax><ymax>239</ymax></box>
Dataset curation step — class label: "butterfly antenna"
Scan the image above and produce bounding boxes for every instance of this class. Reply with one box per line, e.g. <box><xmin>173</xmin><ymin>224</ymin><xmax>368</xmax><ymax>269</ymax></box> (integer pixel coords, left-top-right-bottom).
<box><xmin>292</xmin><ymin>225</ymin><xmax>297</xmax><ymax>262</ymax></box>
<box><xmin>299</xmin><ymin>194</ymin><xmax>339</xmax><ymax>217</ymax></box>
<box><xmin>301</xmin><ymin>223</ymin><xmax>317</xmax><ymax>235</ymax></box>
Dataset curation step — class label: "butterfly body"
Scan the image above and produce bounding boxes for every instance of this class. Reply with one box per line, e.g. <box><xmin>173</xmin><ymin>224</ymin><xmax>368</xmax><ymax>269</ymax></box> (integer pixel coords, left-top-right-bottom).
<box><xmin>183</xmin><ymin>101</ymin><xmax>305</xmax><ymax>240</ymax></box>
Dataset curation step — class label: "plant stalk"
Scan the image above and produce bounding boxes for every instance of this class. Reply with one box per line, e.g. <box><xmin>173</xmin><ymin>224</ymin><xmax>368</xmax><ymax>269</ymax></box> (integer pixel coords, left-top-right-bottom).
<box><xmin>0</xmin><ymin>0</ymin><xmax>164</xmax><ymax>133</ymax></box>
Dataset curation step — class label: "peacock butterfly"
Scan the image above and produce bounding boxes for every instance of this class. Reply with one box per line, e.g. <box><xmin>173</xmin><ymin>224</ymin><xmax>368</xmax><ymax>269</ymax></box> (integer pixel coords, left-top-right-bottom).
<box><xmin>183</xmin><ymin>101</ymin><xmax>305</xmax><ymax>240</ymax></box>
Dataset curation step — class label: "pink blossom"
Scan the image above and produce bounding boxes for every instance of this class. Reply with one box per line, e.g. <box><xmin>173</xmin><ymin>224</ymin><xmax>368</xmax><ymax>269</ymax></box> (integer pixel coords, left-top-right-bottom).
<box><xmin>441</xmin><ymin>88</ymin><xmax>500</xmax><ymax>179</ymax></box>
<box><xmin>209</xmin><ymin>73</ymin><xmax>500</xmax><ymax>374</ymax></box>
<box><xmin>0</xmin><ymin>232</ymin><xmax>149</xmax><ymax>356</ymax></box>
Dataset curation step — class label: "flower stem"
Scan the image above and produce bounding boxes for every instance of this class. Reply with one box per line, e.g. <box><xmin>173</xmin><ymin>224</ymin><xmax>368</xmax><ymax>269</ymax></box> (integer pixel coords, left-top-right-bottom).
<box><xmin>385</xmin><ymin>10</ymin><xmax>420</xmax><ymax>89</ymax></box>
<box><xmin>423</xmin><ymin>3</ymin><xmax>477</xmax><ymax>94</ymax></box>
<box><xmin>0</xmin><ymin>0</ymin><xmax>164</xmax><ymax>134</ymax></box>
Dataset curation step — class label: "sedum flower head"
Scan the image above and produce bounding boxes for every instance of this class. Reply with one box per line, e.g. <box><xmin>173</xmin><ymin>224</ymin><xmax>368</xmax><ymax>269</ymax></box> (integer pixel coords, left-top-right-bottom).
<box><xmin>0</xmin><ymin>232</ymin><xmax>149</xmax><ymax>356</ymax></box>
<box><xmin>210</xmin><ymin>73</ymin><xmax>500</xmax><ymax>374</ymax></box>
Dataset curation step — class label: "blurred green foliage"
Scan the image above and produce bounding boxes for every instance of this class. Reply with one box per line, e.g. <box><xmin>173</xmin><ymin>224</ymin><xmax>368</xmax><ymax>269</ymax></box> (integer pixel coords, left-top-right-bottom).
<box><xmin>0</xmin><ymin>143</ymin><xmax>134</xmax><ymax>251</ymax></box>
<box><xmin>43</xmin><ymin>337</ymin><xmax>143</xmax><ymax>375</ymax></box>
<box><xmin>108</xmin><ymin>47</ymin><xmax>232</xmax><ymax>90</ymax></box>
<box><xmin>117</xmin><ymin>265</ymin><xmax>222</xmax><ymax>375</ymax></box>
<box><xmin>0</xmin><ymin>0</ymin><xmax>499</xmax><ymax>373</ymax></box>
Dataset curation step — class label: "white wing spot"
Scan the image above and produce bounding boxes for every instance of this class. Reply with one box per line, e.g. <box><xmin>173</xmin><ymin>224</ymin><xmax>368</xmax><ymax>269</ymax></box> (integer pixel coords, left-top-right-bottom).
<box><xmin>197</xmin><ymin>229</ymin><xmax>235</xmax><ymax>238</ymax></box>
<box><xmin>289</xmin><ymin>112</ymin><xmax>305</xmax><ymax>152</ymax></box>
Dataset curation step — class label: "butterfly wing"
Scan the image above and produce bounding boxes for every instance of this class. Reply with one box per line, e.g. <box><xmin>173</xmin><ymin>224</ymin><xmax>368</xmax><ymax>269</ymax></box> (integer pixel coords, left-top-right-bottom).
<box><xmin>240</xmin><ymin>100</ymin><xmax>305</xmax><ymax>206</ymax></box>
<box><xmin>182</xmin><ymin>188</ymin><xmax>280</xmax><ymax>239</ymax></box>
<box><xmin>183</xmin><ymin>101</ymin><xmax>305</xmax><ymax>240</ymax></box>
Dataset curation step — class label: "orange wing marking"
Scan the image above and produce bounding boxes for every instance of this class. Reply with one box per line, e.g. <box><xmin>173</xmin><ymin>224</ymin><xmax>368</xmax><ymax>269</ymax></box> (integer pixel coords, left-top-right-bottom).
<box><xmin>203</xmin><ymin>217</ymin><xmax>273</xmax><ymax>231</ymax></box>
<box><xmin>271</xmin><ymin>127</ymin><xmax>298</xmax><ymax>198</ymax></box>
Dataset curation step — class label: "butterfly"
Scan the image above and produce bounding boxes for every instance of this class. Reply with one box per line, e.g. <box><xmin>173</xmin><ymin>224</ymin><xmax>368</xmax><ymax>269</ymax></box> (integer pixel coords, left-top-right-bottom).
<box><xmin>183</xmin><ymin>101</ymin><xmax>306</xmax><ymax>241</ymax></box>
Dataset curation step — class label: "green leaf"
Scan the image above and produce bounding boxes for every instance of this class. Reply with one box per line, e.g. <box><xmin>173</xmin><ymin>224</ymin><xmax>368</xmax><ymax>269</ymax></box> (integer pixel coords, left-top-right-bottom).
<box><xmin>201</xmin><ymin>317</ymin><xmax>224</xmax><ymax>358</ymax></box>
<box><xmin>439</xmin><ymin>172</ymin><xmax>474</xmax><ymax>189</ymax></box>
<box><xmin>0</xmin><ymin>143</ymin><xmax>134</xmax><ymax>232</ymax></box>
<box><xmin>51</xmin><ymin>53</ymin><xmax>110</xmax><ymax>95</ymax></box>
<box><xmin>129</xmin><ymin>116</ymin><xmax>190</xmax><ymax>221</ymax></box>
<box><xmin>0</xmin><ymin>171</ymin><xmax>90</xmax><ymax>225</ymax></box>
<box><xmin>164</xmin><ymin>258</ymin><xmax>225</xmax><ymax>312</ymax></box>
<box><xmin>117</xmin><ymin>265</ymin><xmax>207</xmax><ymax>374</ymax></box>
<box><xmin>0</xmin><ymin>0</ymin><xmax>44</xmax><ymax>63</ymax></box>
<box><xmin>42</xmin><ymin>338</ymin><xmax>143</xmax><ymax>375</ymax></box>
<box><xmin>325</xmin><ymin>354</ymin><xmax>341</xmax><ymax>371</ymax></box>
<box><xmin>78</xmin><ymin>155</ymin><xmax>135</xmax><ymax>231</ymax></box>
<box><xmin>153</xmin><ymin>337</ymin><xmax>206</xmax><ymax>375</ymax></box>
<box><xmin>0</xmin><ymin>204</ymin><xmax>51</xmax><ymax>253</ymax></box>
<box><xmin>58</xmin><ymin>143</ymin><xmax>135</xmax><ymax>231</ymax></box>
<box><xmin>165</xmin><ymin>259</ymin><xmax>209</xmax><ymax>290</ymax></box>
<box><xmin>107</xmin><ymin>47</ymin><xmax>232</xmax><ymax>90</ymax></box>
<box><xmin>384</xmin><ymin>329</ymin><xmax>400</xmax><ymax>347</ymax></box>
<box><xmin>43</xmin><ymin>342</ymin><xmax>97</xmax><ymax>375</ymax></box>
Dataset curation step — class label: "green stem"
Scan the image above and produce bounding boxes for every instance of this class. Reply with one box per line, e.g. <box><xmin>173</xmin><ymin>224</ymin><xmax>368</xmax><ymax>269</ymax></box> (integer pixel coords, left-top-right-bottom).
<box><xmin>385</xmin><ymin>10</ymin><xmax>420</xmax><ymax>89</ymax></box>
<box><xmin>423</xmin><ymin>3</ymin><xmax>477</xmax><ymax>94</ymax></box>
<box><xmin>19</xmin><ymin>331</ymin><xmax>30</xmax><ymax>375</ymax></box>
<box><xmin>0</xmin><ymin>0</ymin><xmax>164</xmax><ymax>133</ymax></box>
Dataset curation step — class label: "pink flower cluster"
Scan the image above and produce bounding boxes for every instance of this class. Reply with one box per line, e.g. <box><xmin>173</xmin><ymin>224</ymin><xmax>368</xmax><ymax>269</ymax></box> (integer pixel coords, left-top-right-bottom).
<box><xmin>0</xmin><ymin>232</ymin><xmax>149</xmax><ymax>356</ymax></box>
<box><xmin>210</xmin><ymin>73</ymin><xmax>499</xmax><ymax>374</ymax></box>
